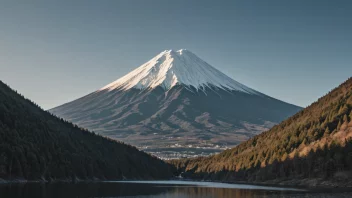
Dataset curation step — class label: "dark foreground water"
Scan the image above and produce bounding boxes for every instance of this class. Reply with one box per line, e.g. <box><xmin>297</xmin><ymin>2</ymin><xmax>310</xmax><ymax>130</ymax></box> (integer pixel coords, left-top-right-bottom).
<box><xmin>0</xmin><ymin>180</ymin><xmax>351</xmax><ymax>198</ymax></box>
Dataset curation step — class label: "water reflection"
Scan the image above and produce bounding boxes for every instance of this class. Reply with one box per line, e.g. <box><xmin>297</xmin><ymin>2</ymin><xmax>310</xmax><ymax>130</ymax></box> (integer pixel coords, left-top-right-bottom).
<box><xmin>0</xmin><ymin>181</ymin><xmax>350</xmax><ymax>198</ymax></box>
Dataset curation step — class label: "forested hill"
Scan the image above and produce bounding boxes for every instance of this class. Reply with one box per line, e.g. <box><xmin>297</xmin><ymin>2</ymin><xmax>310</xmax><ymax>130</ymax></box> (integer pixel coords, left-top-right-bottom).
<box><xmin>0</xmin><ymin>81</ymin><xmax>173</xmax><ymax>181</ymax></box>
<box><xmin>170</xmin><ymin>77</ymin><xmax>352</xmax><ymax>187</ymax></box>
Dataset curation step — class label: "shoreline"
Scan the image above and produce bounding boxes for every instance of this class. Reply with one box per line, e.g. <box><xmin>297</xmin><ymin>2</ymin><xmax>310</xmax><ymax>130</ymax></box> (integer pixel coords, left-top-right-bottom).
<box><xmin>170</xmin><ymin>177</ymin><xmax>352</xmax><ymax>190</ymax></box>
<box><xmin>0</xmin><ymin>177</ymin><xmax>123</xmax><ymax>184</ymax></box>
<box><xmin>2</xmin><ymin>177</ymin><xmax>352</xmax><ymax>191</ymax></box>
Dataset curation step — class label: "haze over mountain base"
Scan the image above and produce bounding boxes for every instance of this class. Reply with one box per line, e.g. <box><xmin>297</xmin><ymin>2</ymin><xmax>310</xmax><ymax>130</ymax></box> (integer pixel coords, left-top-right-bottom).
<box><xmin>50</xmin><ymin>86</ymin><xmax>300</xmax><ymax>159</ymax></box>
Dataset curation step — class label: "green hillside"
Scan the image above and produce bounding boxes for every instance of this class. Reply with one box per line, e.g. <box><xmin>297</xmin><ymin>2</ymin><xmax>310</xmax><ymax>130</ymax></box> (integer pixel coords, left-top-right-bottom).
<box><xmin>170</xmin><ymin>77</ymin><xmax>352</xmax><ymax>186</ymax></box>
<box><xmin>0</xmin><ymin>81</ymin><xmax>173</xmax><ymax>181</ymax></box>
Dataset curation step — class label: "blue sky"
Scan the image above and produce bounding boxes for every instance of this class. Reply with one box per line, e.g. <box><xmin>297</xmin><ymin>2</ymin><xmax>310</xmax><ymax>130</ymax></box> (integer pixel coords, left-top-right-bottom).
<box><xmin>0</xmin><ymin>0</ymin><xmax>351</xmax><ymax>109</ymax></box>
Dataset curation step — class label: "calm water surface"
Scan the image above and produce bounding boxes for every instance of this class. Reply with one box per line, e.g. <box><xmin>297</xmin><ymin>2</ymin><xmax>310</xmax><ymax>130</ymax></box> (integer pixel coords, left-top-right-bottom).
<box><xmin>0</xmin><ymin>180</ymin><xmax>351</xmax><ymax>198</ymax></box>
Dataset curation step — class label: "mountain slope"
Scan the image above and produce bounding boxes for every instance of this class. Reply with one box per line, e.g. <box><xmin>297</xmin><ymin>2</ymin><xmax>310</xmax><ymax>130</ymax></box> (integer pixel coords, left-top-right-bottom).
<box><xmin>0</xmin><ymin>80</ymin><xmax>173</xmax><ymax>181</ymax></box>
<box><xmin>50</xmin><ymin>49</ymin><xmax>301</xmax><ymax>158</ymax></box>
<box><xmin>170</xmin><ymin>77</ymin><xmax>352</xmax><ymax>187</ymax></box>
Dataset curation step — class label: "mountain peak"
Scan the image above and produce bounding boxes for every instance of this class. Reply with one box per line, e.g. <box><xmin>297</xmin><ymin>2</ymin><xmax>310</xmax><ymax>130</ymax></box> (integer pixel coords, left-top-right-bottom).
<box><xmin>160</xmin><ymin>49</ymin><xmax>188</xmax><ymax>54</ymax></box>
<box><xmin>100</xmin><ymin>49</ymin><xmax>258</xmax><ymax>95</ymax></box>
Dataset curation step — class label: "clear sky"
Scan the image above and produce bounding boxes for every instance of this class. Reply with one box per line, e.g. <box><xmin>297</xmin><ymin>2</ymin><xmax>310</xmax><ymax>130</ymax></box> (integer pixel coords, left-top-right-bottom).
<box><xmin>1</xmin><ymin>0</ymin><xmax>351</xmax><ymax>109</ymax></box>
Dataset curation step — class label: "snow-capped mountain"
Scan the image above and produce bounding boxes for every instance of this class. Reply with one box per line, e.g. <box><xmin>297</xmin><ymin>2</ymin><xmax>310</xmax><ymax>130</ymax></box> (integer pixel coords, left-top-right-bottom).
<box><xmin>50</xmin><ymin>49</ymin><xmax>301</xmax><ymax>158</ymax></box>
<box><xmin>101</xmin><ymin>49</ymin><xmax>257</xmax><ymax>94</ymax></box>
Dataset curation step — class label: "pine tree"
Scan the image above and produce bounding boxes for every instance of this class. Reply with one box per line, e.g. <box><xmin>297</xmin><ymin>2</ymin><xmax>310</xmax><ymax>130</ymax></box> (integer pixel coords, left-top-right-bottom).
<box><xmin>337</xmin><ymin>120</ymin><xmax>342</xmax><ymax>130</ymax></box>
<box><xmin>324</xmin><ymin>127</ymin><xmax>330</xmax><ymax>137</ymax></box>
<box><xmin>338</xmin><ymin>105</ymin><xmax>348</xmax><ymax>115</ymax></box>
<box><xmin>281</xmin><ymin>152</ymin><xmax>288</xmax><ymax>162</ymax></box>
<box><xmin>343</xmin><ymin>114</ymin><xmax>348</xmax><ymax>123</ymax></box>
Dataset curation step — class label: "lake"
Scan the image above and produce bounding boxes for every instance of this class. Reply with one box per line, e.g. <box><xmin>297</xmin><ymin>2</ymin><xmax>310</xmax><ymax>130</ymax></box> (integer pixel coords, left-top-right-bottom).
<box><xmin>0</xmin><ymin>180</ymin><xmax>351</xmax><ymax>198</ymax></box>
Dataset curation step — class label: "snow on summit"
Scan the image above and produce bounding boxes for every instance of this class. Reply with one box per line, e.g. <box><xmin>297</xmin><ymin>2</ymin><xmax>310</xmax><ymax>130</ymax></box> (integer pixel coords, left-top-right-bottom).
<box><xmin>100</xmin><ymin>49</ymin><xmax>258</xmax><ymax>94</ymax></box>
